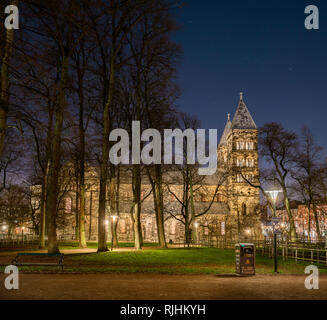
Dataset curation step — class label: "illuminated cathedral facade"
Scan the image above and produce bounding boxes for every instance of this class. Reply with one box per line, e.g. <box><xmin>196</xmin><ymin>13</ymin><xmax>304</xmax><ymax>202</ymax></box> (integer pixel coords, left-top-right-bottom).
<box><xmin>33</xmin><ymin>93</ymin><xmax>263</xmax><ymax>243</ymax></box>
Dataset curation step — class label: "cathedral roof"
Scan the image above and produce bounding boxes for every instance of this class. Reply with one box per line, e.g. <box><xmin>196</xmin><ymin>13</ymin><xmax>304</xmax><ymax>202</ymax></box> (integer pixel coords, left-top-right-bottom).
<box><xmin>219</xmin><ymin>114</ymin><xmax>232</xmax><ymax>146</ymax></box>
<box><xmin>231</xmin><ymin>93</ymin><xmax>257</xmax><ymax>130</ymax></box>
<box><xmin>119</xmin><ymin>200</ymin><xmax>230</xmax><ymax>215</ymax></box>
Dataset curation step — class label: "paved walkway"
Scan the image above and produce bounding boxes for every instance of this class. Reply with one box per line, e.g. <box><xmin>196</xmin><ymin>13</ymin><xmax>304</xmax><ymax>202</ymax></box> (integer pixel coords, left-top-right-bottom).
<box><xmin>1</xmin><ymin>274</ymin><xmax>326</xmax><ymax>300</ymax></box>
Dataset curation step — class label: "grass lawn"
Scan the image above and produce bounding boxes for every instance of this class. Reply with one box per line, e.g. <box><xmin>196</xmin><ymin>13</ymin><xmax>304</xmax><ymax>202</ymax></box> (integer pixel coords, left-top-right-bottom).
<box><xmin>4</xmin><ymin>247</ymin><xmax>327</xmax><ymax>275</ymax></box>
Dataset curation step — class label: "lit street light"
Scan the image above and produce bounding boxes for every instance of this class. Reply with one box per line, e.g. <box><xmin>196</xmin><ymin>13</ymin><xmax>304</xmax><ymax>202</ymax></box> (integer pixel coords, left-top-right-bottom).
<box><xmin>266</xmin><ymin>189</ymin><xmax>282</xmax><ymax>273</ymax></box>
<box><xmin>22</xmin><ymin>226</ymin><xmax>25</xmax><ymax>243</ymax></box>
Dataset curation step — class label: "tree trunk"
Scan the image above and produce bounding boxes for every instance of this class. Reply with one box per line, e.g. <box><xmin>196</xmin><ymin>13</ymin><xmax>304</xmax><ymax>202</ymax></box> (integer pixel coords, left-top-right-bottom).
<box><xmin>284</xmin><ymin>193</ymin><xmax>297</xmax><ymax>241</ymax></box>
<box><xmin>78</xmin><ymin>86</ymin><xmax>87</xmax><ymax>248</ymax></box>
<box><xmin>46</xmin><ymin>54</ymin><xmax>69</xmax><ymax>254</ymax></box>
<box><xmin>112</xmin><ymin>165</ymin><xmax>120</xmax><ymax>246</ymax></box>
<box><xmin>154</xmin><ymin>165</ymin><xmax>167</xmax><ymax>248</ymax></box>
<box><xmin>0</xmin><ymin>0</ymin><xmax>17</xmax><ymax>158</ymax></box>
<box><xmin>109</xmin><ymin>166</ymin><xmax>118</xmax><ymax>247</ymax></box>
<box><xmin>133</xmin><ymin>165</ymin><xmax>142</xmax><ymax>250</ymax></box>
<box><xmin>185</xmin><ymin>215</ymin><xmax>191</xmax><ymax>247</ymax></box>
<box><xmin>88</xmin><ymin>191</ymin><xmax>93</xmax><ymax>241</ymax></box>
<box><xmin>307</xmin><ymin>202</ymin><xmax>311</xmax><ymax>241</ymax></box>
<box><xmin>75</xmin><ymin>181</ymin><xmax>79</xmax><ymax>240</ymax></box>
<box><xmin>39</xmin><ymin>161</ymin><xmax>49</xmax><ymax>248</ymax></box>
<box><xmin>189</xmin><ymin>174</ymin><xmax>196</xmax><ymax>242</ymax></box>
<box><xmin>39</xmin><ymin>103</ymin><xmax>53</xmax><ymax>248</ymax></box>
<box><xmin>97</xmin><ymin>46</ymin><xmax>116</xmax><ymax>252</ymax></box>
<box><xmin>79</xmin><ymin>176</ymin><xmax>87</xmax><ymax>248</ymax></box>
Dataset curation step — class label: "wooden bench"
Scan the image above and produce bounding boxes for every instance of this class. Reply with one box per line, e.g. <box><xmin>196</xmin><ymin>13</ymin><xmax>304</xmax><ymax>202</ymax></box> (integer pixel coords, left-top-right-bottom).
<box><xmin>12</xmin><ymin>253</ymin><xmax>64</xmax><ymax>271</ymax></box>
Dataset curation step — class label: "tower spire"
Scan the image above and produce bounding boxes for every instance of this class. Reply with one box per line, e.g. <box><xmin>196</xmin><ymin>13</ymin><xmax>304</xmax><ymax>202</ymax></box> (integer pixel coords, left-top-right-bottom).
<box><xmin>227</xmin><ymin>113</ymin><xmax>230</xmax><ymax>121</ymax></box>
<box><xmin>231</xmin><ymin>93</ymin><xmax>257</xmax><ymax>129</ymax></box>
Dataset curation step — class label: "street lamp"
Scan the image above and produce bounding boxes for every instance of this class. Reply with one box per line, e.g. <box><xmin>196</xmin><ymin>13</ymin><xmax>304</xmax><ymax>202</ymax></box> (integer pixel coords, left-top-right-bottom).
<box><xmin>21</xmin><ymin>226</ymin><xmax>25</xmax><ymax>244</ymax></box>
<box><xmin>111</xmin><ymin>215</ymin><xmax>118</xmax><ymax>251</ymax></box>
<box><xmin>266</xmin><ymin>189</ymin><xmax>282</xmax><ymax>273</ymax></box>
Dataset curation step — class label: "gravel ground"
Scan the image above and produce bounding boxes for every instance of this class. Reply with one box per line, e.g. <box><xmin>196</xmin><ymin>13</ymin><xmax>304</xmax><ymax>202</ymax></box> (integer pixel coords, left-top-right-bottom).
<box><xmin>0</xmin><ymin>273</ymin><xmax>326</xmax><ymax>300</ymax></box>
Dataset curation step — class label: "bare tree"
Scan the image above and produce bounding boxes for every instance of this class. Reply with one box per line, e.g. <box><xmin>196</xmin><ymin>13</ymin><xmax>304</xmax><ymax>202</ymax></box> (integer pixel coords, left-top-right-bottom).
<box><xmin>292</xmin><ymin>127</ymin><xmax>325</xmax><ymax>241</ymax></box>
<box><xmin>0</xmin><ymin>0</ymin><xmax>19</xmax><ymax>158</ymax></box>
<box><xmin>258</xmin><ymin>123</ymin><xmax>298</xmax><ymax>240</ymax></box>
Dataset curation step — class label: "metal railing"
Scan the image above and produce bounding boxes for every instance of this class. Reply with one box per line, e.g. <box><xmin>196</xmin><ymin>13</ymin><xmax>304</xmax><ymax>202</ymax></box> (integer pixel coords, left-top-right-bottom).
<box><xmin>171</xmin><ymin>237</ymin><xmax>327</xmax><ymax>267</ymax></box>
<box><xmin>0</xmin><ymin>235</ymin><xmax>39</xmax><ymax>247</ymax></box>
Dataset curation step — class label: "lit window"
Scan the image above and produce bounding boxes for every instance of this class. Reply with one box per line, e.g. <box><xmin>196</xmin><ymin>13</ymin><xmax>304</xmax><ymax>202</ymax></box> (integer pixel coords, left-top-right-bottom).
<box><xmin>245</xmin><ymin>159</ymin><xmax>254</xmax><ymax>167</ymax></box>
<box><xmin>237</xmin><ymin>158</ymin><xmax>245</xmax><ymax>167</ymax></box>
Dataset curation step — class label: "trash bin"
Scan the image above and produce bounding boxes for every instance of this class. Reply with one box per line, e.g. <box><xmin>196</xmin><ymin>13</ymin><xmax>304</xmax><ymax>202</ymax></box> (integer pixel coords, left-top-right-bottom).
<box><xmin>235</xmin><ymin>243</ymin><xmax>255</xmax><ymax>276</ymax></box>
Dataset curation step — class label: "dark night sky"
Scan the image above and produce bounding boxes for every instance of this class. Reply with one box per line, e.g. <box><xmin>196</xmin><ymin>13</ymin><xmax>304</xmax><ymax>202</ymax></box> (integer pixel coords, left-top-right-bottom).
<box><xmin>173</xmin><ymin>0</ymin><xmax>327</xmax><ymax>152</ymax></box>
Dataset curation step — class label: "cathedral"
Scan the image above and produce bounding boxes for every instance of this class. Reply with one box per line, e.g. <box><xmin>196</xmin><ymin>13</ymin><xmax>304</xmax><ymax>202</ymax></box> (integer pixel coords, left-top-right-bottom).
<box><xmin>42</xmin><ymin>93</ymin><xmax>263</xmax><ymax>243</ymax></box>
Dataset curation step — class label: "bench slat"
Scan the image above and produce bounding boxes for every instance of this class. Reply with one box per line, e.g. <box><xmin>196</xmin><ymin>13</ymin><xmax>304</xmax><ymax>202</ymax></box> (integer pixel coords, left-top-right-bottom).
<box><xmin>17</xmin><ymin>253</ymin><xmax>63</xmax><ymax>257</ymax></box>
<box><xmin>12</xmin><ymin>252</ymin><xmax>64</xmax><ymax>270</ymax></box>
<box><xmin>15</xmin><ymin>263</ymin><xmax>62</xmax><ymax>266</ymax></box>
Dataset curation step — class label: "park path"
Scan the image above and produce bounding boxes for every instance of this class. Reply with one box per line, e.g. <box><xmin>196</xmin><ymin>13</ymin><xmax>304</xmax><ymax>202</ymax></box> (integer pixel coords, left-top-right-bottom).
<box><xmin>1</xmin><ymin>273</ymin><xmax>326</xmax><ymax>300</ymax></box>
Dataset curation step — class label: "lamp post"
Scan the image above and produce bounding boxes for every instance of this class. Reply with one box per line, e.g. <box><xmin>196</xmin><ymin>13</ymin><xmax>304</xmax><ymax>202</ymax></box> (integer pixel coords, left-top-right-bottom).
<box><xmin>111</xmin><ymin>216</ymin><xmax>118</xmax><ymax>251</ymax></box>
<box><xmin>21</xmin><ymin>226</ymin><xmax>25</xmax><ymax>244</ymax></box>
<box><xmin>266</xmin><ymin>189</ymin><xmax>282</xmax><ymax>273</ymax></box>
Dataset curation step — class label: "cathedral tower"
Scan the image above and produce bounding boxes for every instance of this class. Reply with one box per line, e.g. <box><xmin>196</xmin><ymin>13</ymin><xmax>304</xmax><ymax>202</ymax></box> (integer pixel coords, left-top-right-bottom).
<box><xmin>218</xmin><ymin>93</ymin><xmax>261</xmax><ymax>239</ymax></box>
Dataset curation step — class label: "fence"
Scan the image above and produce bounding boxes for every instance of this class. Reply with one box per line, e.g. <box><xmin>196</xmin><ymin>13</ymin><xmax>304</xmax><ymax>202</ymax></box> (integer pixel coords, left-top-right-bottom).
<box><xmin>173</xmin><ymin>237</ymin><xmax>327</xmax><ymax>267</ymax></box>
<box><xmin>258</xmin><ymin>242</ymin><xmax>327</xmax><ymax>266</ymax></box>
<box><xmin>0</xmin><ymin>235</ymin><xmax>39</xmax><ymax>247</ymax></box>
